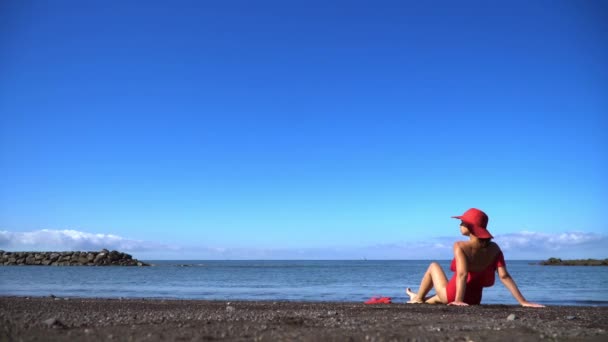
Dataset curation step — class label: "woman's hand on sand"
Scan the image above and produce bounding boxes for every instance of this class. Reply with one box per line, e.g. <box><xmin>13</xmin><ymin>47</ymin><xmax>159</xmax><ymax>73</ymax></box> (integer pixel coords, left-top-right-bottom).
<box><xmin>447</xmin><ymin>301</ymin><xmax>469</xmax><ymax>306</ymax></box>
<box><xmin>521</xmin><ymin>301</ymin><xmax>545</xmax><ymax>308</ymax></box>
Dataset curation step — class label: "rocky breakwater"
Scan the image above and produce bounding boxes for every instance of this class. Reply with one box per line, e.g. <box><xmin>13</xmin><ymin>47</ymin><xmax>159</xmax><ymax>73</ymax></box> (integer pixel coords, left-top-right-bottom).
<box><xmin>540</xmin><ymin>257</ymin><xmax>608</xmax><ymax>266</ymax></box>
<box><xmin>0</xmin><ymin>249</ymin><xmax>149</xmax><ymax>266</ymax></box>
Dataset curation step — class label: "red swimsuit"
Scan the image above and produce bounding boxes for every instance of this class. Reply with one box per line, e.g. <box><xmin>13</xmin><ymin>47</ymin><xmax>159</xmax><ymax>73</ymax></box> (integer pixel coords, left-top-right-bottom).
<box><xmin>446</xmin><ymin>251</ymin><xmax>505</xmax><ymax>305</ymax></box>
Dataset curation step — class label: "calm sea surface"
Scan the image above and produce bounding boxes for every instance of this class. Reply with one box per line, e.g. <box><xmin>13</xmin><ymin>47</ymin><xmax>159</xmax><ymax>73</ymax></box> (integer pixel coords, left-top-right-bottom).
<box><xmin>1</xmin><ymin>260</ymin><xmax>607</xmax><ymax>306</ymax></box>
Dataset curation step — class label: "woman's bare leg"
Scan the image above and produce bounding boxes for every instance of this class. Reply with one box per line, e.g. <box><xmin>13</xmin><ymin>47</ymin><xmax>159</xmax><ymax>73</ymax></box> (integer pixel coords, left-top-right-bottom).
<box><xmin>407</xmin><ymin>262</ymin><xmax>448</xmax><ymax>304</ymax></box>
<box><xmin>424</xmin><ymin>294</ymin><xmax>444</xmax><ymax>304</ymax></box>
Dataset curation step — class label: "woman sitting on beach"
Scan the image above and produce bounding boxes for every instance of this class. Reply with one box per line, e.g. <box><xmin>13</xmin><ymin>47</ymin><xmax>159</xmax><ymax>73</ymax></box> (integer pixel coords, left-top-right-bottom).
<box><xmin>406</xmin><ymin>208</ymin><xmax>544</xmax><ymax>307</ymax></box>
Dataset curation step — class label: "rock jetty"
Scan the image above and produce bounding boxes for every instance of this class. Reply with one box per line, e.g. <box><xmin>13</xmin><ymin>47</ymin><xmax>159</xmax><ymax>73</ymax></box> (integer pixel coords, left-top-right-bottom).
<box><xmin>540</xmin><ymin>257</ymin><xmax>608</xmax><ymax>266</ymax></box>
<box><xmin>0</xmin><ymin>249</ymin><xmax>149</xmax><ymax>266</ymax></box>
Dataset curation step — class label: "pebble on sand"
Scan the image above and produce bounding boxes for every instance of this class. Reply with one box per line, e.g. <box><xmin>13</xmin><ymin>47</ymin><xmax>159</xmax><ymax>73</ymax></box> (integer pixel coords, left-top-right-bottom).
<box><xmin>42</xmin><ymin>318</ymin><xmax>65</xmax><ymax>329</ymax></box>
<box><xmin>507</xmin><ymin>314</ymin><xmax>517</xmax><ymax>321</ymax></box>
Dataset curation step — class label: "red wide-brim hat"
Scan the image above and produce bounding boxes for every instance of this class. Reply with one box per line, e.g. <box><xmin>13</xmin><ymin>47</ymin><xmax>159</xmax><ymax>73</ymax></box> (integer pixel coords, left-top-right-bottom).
<box><xmin>452</xmin><ymin>208</ymin><xmax>493</xmax><ymax>239</ymax></box>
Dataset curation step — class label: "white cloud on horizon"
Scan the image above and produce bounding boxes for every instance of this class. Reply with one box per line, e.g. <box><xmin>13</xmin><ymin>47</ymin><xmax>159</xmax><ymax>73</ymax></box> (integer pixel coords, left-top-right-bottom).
<box><xmin>0</xmin><ymin>229</ymin><xmax>176</xmax><ymax>253</ymax></box>
<box><xmin>1</xmin><ymin>229</ymin><xmax>605</xmax><ymax>260</ymax></box>
<box><xmin>497</xmin><ymin>231</ymin><xmax>603</xmax><ymax>250</ymax></box>
<box><xmin>493</xmin><ymin>231</ymin><xmax>607</xmax><ymax>259</ymax></box>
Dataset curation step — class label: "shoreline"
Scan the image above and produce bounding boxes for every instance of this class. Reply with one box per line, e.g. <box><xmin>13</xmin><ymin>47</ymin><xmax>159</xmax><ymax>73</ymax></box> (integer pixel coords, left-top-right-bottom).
<box><xmin>2</xmin><ymin>294</ymin><xmax>607</xmax><ymax>308</ymax></box>
<box><xmin>2</xmin><ymin>296</ymin><xmax>607</xmax><ymax>341</ymax></box>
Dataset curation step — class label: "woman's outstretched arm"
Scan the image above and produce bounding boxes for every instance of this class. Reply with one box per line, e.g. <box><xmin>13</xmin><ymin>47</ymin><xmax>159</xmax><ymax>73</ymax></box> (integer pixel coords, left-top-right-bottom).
<box><xmin>497</xmin><ymin>266</ymin><xmax>545</xmax><ymax>307</ymax></box>
<box><xmin>448</xmin><ymin>242</ymin><xmax>469</xmax><ymax>306</ymax></box>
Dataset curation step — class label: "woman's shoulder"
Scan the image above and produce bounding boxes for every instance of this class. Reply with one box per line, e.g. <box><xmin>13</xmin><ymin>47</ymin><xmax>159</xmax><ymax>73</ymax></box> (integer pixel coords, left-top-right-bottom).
<box><xmin>489</xmin><ymin>241</ymin><xmax>502</xmax><ymax>253</ymax></box>
<box><xmin>453</xmin><ymin>240</ymin><xmax>468</xmax><ymax>250</ymax></box>
<box><xmin>486</xmin><ymin>242</ymin><xmax>504</xmax><ymax>262</ymax></box>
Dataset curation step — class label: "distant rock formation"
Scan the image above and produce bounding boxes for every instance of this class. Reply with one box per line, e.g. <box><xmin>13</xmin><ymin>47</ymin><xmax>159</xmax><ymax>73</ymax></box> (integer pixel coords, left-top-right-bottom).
<box><xmin>540</xmin><ymin>257</ymin><xmax>608</xmax><ymax>266</ymax></box>
<box><xmin>0</xmin><ymin>249</ymin><xmax>149</xmax><ymax>266</ymax></box>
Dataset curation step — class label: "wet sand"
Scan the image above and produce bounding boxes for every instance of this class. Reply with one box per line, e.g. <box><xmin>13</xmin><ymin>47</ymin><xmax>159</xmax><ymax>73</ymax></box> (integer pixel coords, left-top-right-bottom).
<box><xmin>1</xmin><ymin>296</ymin><xmax>606</xmax><ymax>341</ymax></box>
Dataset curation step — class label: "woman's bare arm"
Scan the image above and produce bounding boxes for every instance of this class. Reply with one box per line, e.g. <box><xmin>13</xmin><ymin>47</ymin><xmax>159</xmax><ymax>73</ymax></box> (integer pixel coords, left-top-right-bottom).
<box><xmin>448</xmin><ymin>242</ymin><xmax>469</xmax><ymax>306</ymax></box>
<box><xmin>497</xmin><ymin>266</ymin><xmax>545</xmax><ymax>307</ymax></box>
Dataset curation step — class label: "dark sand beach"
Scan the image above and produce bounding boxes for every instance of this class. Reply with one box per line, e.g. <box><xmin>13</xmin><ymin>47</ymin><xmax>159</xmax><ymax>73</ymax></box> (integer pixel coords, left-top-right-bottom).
<box><xmin>1</xmin><ymin>296</ymin><xmax>606</xmax><ymax>341</ymax></box>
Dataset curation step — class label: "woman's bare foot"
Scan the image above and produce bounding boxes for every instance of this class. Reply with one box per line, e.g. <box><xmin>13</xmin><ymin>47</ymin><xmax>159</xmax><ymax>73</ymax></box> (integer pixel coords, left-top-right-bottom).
<box><xmin>406</xmin><ymin>287</ymin><xmax>423</xmax><ymax>303</ymax></box>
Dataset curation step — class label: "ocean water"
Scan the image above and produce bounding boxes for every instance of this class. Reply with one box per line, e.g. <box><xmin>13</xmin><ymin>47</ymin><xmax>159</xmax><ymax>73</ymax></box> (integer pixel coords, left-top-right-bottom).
<box><xmin>1</xmin><ymin>260</ymin><xmax>607</xmax><ymax>306</ymax></box>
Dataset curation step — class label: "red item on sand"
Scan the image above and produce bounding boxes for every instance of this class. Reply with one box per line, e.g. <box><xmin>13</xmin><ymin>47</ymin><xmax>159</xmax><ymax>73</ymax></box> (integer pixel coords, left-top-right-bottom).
<box><xmin>364</xmin><ymin>296</ymin><xmax>392</xmax><ymax>304</ymax></box>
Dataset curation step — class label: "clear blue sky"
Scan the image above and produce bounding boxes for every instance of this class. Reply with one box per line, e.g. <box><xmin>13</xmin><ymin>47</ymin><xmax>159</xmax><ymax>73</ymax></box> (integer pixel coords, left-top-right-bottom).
<box><xmin>1</xmin><ymin>1</ymin><xmax>606</xmax><ymax>259</ymax></box>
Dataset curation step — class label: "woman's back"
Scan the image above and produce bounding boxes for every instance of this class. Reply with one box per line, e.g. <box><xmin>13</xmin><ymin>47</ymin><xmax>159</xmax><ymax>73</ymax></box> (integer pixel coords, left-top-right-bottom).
<box><xmin>455</xmin><ymin>241</ymin><xmax>502</xmax><ymax>273</ymax></box>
